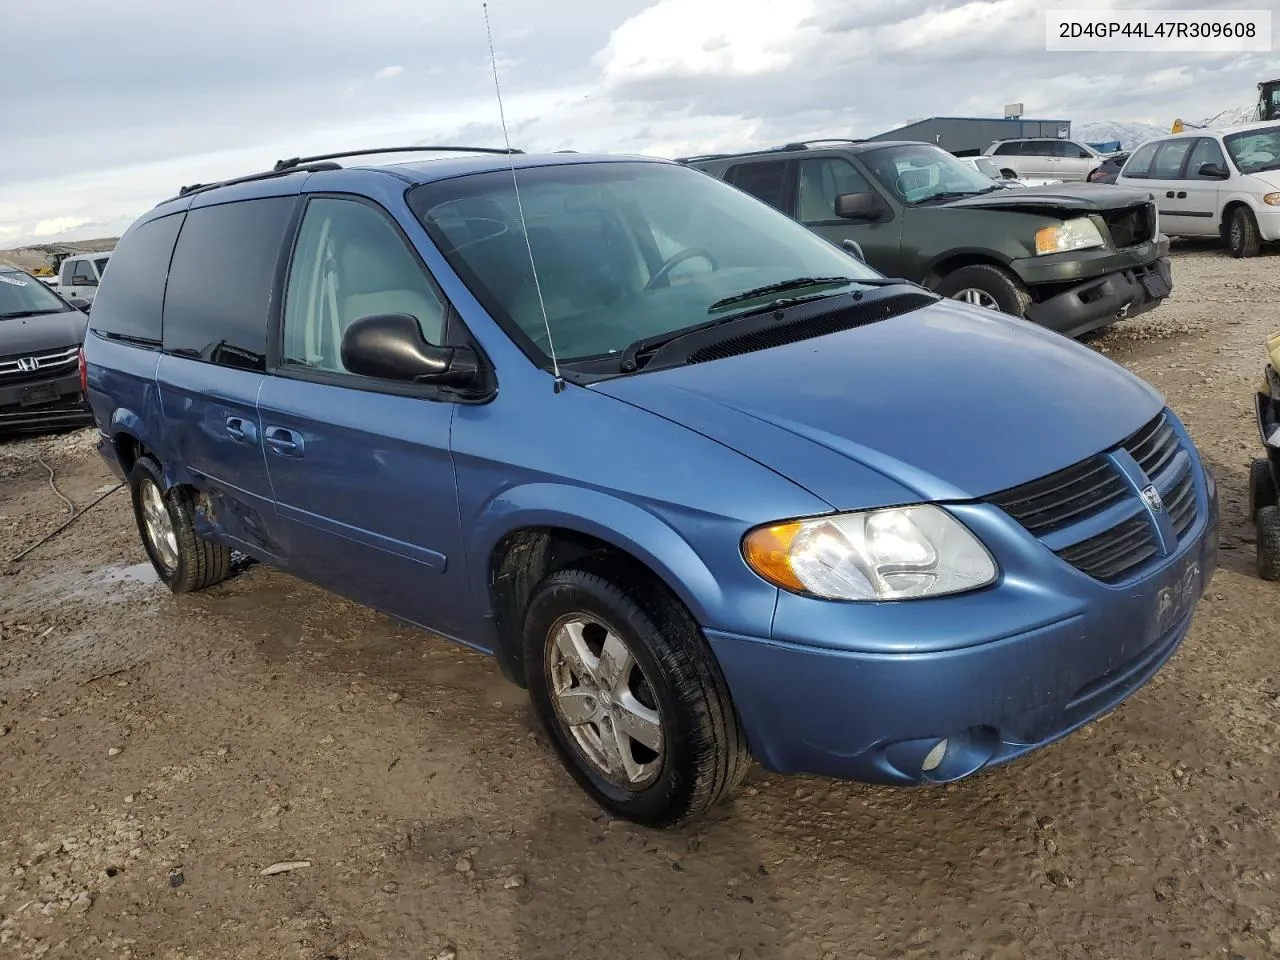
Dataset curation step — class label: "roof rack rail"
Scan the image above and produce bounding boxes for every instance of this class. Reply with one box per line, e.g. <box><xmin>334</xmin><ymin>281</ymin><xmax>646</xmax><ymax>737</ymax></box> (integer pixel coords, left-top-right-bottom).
<box><xmin>674</xmin><ymin>153</ymin><xmax>734</xmax><ymax>163</ymax></box>
<box><xmin>272</xmin><ymin>145</ymin><xmax>522</xmax><ymax>171</ymax></box>
<box><xmin>677</xmin><ymin>138</ymin><xmax>866</xmax><ymax>164</ymax></box>
<box><xmin>173</xmin><ymin>161</ymin><xmax>343</xmax><ymax>201</ymax></box>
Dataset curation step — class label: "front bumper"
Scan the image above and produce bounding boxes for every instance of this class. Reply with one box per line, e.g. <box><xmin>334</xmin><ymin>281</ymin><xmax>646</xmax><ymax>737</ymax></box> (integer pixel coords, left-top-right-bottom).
<box><xmin>1255</xmin><ymin>205</ymin><xmax>1280</xmax><ymax>242</ymax></box>
<box><xmin>1022</xmin><ymin>256</ymin><xmax>1172</xmax><ymax>339</ymax></box>
<box><xmin>0</xmin><ymin>370</ymin><xmax>93</xmax><ymax>435</ymax></box>
<box><xmin>707</xmin><ymin>457</ymin><xmax>1219</xmax><ymax>785</ymax></box>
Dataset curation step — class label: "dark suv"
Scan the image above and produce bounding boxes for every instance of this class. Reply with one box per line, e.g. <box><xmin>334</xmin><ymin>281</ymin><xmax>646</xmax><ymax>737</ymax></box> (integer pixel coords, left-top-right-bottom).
<box><xmin>684</xmin><ymin>140</ymin><xmax>1173</xmax><ymax>339</ymax></box>
<box><xmin>0</xmin><ymin>266</ymin><xmax>93</xmax><ymax>435</ymax></box>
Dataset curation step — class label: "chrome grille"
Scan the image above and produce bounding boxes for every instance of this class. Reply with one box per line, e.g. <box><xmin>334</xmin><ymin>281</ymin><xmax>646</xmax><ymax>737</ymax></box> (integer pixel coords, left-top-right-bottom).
<box><xmin>0</xmin><ymin>345</ymin><xmax>79</xmax><ymax>384</ymax></box>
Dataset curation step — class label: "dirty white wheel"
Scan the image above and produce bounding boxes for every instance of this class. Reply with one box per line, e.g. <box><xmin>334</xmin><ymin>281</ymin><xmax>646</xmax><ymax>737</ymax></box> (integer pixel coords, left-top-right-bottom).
<box><xmin>138</xmin><ymin>476</ymin><xmax>179</xmax><ymax>573</ymax></box>
<box><xmin>547</xmin><ymin>615</ymin><xmax>665</xmax><ymax>787</ymax></box>
<box><xmin>127</xmin><ymin>455</ymin><xmax>232</xmax><ymax>594</ymax></box>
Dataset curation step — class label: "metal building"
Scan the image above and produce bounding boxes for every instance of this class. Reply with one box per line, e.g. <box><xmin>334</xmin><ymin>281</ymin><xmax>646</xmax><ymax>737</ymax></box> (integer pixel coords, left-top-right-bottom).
<box><xmin>869</xmin><ymin>116</ymin><xmax>1072</xmax><ymax>156</ymax></box>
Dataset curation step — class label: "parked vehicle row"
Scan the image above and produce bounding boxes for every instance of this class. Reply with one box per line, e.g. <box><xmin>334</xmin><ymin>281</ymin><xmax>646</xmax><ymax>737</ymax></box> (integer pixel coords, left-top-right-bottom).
<box><xmin>682</xmin><ymin>139</ymin><xmax>1172</xmax><ymax>339</ymax></box>
<box><xmin>1116</xmin><ymin>120</ymin><xmax>1280</xmax><ymax>258</ymax></box>
<box><xmin>82</xmin><ymin>145</ymin><xmax>1217</xmax><ymax>826</ymax></box>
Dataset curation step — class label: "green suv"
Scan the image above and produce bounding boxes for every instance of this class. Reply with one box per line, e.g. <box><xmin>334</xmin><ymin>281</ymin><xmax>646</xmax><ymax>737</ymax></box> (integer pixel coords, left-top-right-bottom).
<box><xmin>683</xmin><ymin>139</ymin><xmax>1173</xmax><ymax>339</ymax></box>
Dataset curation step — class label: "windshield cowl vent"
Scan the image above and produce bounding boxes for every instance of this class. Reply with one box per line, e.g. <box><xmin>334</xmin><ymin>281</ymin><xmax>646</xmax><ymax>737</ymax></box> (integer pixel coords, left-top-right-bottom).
<box><xmin>684</xmin><ymin>292</ymin><xmax>936</xmax><ymax>365</ymax></box>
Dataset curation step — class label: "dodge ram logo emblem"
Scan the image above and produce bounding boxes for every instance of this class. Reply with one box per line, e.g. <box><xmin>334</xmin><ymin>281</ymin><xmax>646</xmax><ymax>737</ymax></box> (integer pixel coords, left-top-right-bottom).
<box><xmin>1140</xmin><ymin>484</ymin><xmax>1164</xmax><ymax>513</ymax></box>
<box><xmin>16</xmin><ymin>357</ymin><xmax>39</xmax><ymax>372</ymax></box>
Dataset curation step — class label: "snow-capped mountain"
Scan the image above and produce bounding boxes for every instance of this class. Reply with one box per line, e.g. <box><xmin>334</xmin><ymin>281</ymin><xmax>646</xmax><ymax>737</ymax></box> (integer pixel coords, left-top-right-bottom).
<box><xmin>1076</xmin><ymin>104</ymin><xmax>1261</xmax><ymax>151</ymax></box>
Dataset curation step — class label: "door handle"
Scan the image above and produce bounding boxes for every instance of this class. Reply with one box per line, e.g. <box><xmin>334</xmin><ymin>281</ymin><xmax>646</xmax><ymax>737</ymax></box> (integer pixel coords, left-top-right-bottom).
<box><xmin>264</xmin><ymin>426</ymin><xmax>304</xmax><ymax>457</ymax></box>
<box><xmin>1166</xmin><ymin>191</ymin><xmax>1175</xmax><ymax>197</ymax></box>
<box><xmin>225</xmin><ymin>416</ymin><xmax>257</xmax><ymax>444</ymax></box>
<box><xmin>1176</xmin><ymin>191</ymin><xmax>1187</xmax><ymax>199</ymax></box>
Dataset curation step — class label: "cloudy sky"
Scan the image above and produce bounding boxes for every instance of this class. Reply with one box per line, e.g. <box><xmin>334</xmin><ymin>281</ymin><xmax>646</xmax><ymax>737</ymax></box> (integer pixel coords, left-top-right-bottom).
<box><xmin>1</xmin><ymin>0</ymin><xmax>1275</xmax><ymax>248</ymax></box>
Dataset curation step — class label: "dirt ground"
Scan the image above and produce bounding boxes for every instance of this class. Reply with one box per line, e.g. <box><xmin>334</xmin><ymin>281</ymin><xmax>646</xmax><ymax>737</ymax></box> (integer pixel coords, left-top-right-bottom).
<box><xmin>2</xmin><ymin>244</ymin><xmax>1279</xmax><ymax>960</ymax></box>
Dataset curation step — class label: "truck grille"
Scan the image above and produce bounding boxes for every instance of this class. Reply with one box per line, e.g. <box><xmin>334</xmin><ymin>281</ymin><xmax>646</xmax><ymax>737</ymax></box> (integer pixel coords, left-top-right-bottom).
<box><xmin>0</xmin><ymin>345</ymin><xmax>79</xmax><ymax>385</ymax></box>
<box><xmin>1102</xmin><ymin>202</ymin><xmax>1156</xmax><ymax>249</ymax></box>
<box><xmin>987</xmin><ymin>411</ymin><xmax>1203</xmax><ymax>584</ymax></box>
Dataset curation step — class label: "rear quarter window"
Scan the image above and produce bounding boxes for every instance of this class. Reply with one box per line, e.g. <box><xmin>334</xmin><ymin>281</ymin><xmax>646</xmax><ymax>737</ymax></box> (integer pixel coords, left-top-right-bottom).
<box><xmin>161</xmin><ymin>196</ymin><xmax>297</xmax><ymax>372</ymax></box>
<box><xmin>87</xmin><ymin>212</ymin><xmax>185</xmax><ymax>344</ymax></box>
<box><xmin>726</xmin><ymin>161</ymin><xmax>791</xmax><ymax>212</ymax></box>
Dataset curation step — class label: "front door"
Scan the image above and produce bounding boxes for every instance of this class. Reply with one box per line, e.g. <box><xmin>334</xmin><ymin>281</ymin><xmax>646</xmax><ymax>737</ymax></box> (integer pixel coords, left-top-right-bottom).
<box><xmin>1178</xmin><ymin>137</ymin><xmax>1229</xmax><ymax>237</ymax></box>
<box><xmin>1147</xmin><ymin>138</ymin><xmax>1199</xmax><ymax>236</ymax></box>
<box><xmin>792</xmin><ymin>155</ymin><xmax>904</xmax><ymax>277</ymax></box>
<box><xmin>256</xmin><ymin>194</ymin><xmax>470</xmax><ymax>636</ymax></box>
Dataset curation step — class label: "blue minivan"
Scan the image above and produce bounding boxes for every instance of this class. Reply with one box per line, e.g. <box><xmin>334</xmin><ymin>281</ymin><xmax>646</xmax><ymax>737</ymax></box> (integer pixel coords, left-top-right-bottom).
<box><xmin>83</xmin><ymin>147</ymin><xmax>1219</xmax><ymax>826</ymax></box>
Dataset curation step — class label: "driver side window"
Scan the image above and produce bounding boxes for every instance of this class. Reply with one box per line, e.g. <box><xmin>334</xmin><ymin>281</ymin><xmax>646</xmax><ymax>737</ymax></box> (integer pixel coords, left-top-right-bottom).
<box><xmin>795</xmin><ymin>157</ymin><xmax>874</xmax><ymax>223</ymax></box>
<box><xmin>282</xmin><ymin>197</ymin><xmax>446</xmax><ymax>375</ymax></box>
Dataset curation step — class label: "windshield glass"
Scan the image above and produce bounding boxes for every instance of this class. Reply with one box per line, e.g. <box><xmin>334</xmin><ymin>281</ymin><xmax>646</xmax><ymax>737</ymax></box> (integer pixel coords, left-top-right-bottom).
<box><xmin>0</xmin><ymin>271</ymin><xmax>71</xmax><ymax>318</ymax></box>
<box><xmin>973</xmin><ymin>156</ymin><xmax>1003</xmax><ymax>180</ymax></box>
<box><xmin>861</xmin><ymin>143</ymin><xmax>999</xmax><ymax>203</ymax></box>
<box><xmin>1223</xmin><ymin>125</ymin><xmax>1280</xmax><ymax>174</ymax></box>
<box><xmin>407</xmin><ymin>160</ymin><xmax>883</xmax><ymax>364</ymax></box>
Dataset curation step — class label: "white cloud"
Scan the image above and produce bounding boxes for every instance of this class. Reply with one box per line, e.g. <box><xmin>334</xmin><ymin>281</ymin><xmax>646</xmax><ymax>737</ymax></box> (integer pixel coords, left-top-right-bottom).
<box><xmin>32</xmin><ymin>217</ymin><xmax>92</xmax><ymax>239</ymax></box>
<box><xmin>374</xmin><ymin>65</ymin><xmax>404</xmax><ymax>80</ymax></box>
<box><xmin>596</xmin><ymin>0</ymin><xmax>817</xmax><ymax>85</ymax></box>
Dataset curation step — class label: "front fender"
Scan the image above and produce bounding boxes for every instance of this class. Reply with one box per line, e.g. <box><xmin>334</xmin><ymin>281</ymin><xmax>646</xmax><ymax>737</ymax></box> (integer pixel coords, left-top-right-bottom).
<box><xmin>468</xmin><ymin>482</ymin><xmax>739</xmax><ymax>630</ymax></box>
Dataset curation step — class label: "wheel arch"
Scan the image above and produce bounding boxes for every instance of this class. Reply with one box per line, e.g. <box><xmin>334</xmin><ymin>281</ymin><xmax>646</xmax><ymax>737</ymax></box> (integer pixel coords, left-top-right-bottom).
<box><xmin>473</xmin><ymin>485</ymin><xmax>728</xmax><ymax>688</ymax></box>
<box><xmin>921</xmin><ymin>250</ymin><xmax>1014</xmax><ymax>289</ymax></box>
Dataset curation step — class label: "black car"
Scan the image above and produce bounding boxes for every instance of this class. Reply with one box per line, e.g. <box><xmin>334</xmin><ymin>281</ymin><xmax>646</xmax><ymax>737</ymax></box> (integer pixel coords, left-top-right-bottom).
<box><xmin>0</xmin><ymin>266</ymin><xmax>94</xmax><ymax>436</ymax></box>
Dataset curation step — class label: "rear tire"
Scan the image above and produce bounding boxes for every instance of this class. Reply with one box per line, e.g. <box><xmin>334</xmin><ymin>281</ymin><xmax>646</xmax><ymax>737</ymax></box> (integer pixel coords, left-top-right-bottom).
<box><xmin>128</xmin><ymin>456</ymin><xmax>232</xmax><ymax>594</ymax></box>
<box><xmin>934</xmin><ymin>263</ymin><xmax>1032</xmax><ymax>318</ymax></box>
<box><xmin>522</xmin><ymin>561</ymin><xmax>751</xmax><ymax>827</ymax></box>
<box><xmin>1249</xmin><ymin>457</ymin><xmax>1277</xmax><ymax>517</ymax></box>
<box><xmin>1227</xmin><ymin>206</ymin><xmax>1262</xmax><ymax>258</ymax></box>
<box><xmin>1256</xmin><ymin>505</ymin><xmax>1280</xmax><ymax>581</ymax></box>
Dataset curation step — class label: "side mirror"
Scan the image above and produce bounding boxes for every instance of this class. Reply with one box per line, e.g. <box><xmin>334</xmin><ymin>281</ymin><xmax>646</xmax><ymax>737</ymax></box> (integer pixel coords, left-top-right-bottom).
<box><xmin>834</xmin><ymin>191</ymin><xmax>889</xmax><ymax>222</ymax></box>
<box><xmin>67</xmin><ymin>297</ymin><xmax>91</xmax><ymax>313</ymax></box>
<box><xmin>1198</xmin><ymin>162</ymin><xmax>1230</xmax><ymax>180</ymax></box>
<box><xmin>340</xmin><ymin>313</ymin><xmax>479</xmax><ymax>387</ymax></box>
<box><xmin>840</xmin><ymin>239</ymin><xmax>866</xmax><ymax>262</ymax></box>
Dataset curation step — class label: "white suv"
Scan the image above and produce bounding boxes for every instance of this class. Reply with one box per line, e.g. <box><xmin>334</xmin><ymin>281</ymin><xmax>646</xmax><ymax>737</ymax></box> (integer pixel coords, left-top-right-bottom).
<box><xmin>1115</xmin><ymin>121</ymin><xmax>1280</xmax><ymax>258</ymax></box>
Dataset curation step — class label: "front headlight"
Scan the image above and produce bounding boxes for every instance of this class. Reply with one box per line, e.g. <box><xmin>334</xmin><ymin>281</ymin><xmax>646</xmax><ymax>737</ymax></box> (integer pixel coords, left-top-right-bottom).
<box><xmin>741</xmin><ymin>504</ymin><xmax>998</xmax><ymax>601</ymax></box>
<box><xmin>1263</xmin><ymin>193</ymin><xmax>1280</xmax><ymax>206</ymax></box>
<box><xmin>1035</xmin><ymin>216</ymin><xmax>1105</xmax><ymax>255</ymax></box>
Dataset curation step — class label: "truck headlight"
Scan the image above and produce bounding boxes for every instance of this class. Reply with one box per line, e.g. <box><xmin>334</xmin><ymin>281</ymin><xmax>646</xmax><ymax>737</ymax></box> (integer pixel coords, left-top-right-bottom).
<box><xmin>742</xmin><ymin>504</ymin><xmax>998</xmax><ymax>601</ymax></box>
<box><xmin>1035</xmin><ymin>216</ymin><xmax>1105</xmax><ymax>255</ymax></box>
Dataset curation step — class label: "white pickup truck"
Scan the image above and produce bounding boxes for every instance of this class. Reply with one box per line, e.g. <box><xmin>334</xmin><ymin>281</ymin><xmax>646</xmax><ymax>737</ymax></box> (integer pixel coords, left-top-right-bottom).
<box><xmin>52</xmin><ymin>252</ymin><xmax>111</xmax><ymax>304</ymax></box>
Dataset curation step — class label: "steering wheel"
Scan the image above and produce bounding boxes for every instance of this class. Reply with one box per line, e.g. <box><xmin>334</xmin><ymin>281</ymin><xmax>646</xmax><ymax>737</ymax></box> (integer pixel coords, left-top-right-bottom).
<box><xmin>644</xmin><ymin>247</ymin><xmax>720</xmax><ymax>290</ymax></box>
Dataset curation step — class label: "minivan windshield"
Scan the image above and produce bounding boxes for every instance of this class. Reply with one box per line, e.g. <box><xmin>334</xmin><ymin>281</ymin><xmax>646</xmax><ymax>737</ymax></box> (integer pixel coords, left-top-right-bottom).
<box><xmin>406</xmin><ymin>160</ymin><xmax>885</xmax><ymax>364</ymax></box>
<box><xmin>0</xmin><ymin>270</ymin><xmax>72</xmax><ymax>319</ymax></box>
<box><xmin>1223</xmin><ymin>125</ymin><xmax>1280</xmax><ymax>174</ymax></box>
<box><xmin>861</xmin><ymin>143</ymin><xmax>1002</xmax><ymax>204</ymax></box>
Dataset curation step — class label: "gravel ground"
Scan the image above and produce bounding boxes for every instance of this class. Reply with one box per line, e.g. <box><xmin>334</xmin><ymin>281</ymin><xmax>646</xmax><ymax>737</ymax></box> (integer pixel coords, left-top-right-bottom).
<box><xmin>1</xmin><ymin>242</ymin><xmax>1278</xmax><ymax>960</ymax></box>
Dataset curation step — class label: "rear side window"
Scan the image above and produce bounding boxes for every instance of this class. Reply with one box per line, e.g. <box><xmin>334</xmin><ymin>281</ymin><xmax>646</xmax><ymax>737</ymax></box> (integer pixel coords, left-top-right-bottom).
<box><xmin>162</xmin><ymin>196</ymin><xmax>297</xmax><ymax>372</ymax></box>
<box><xmin>87</xmin><ymin>212</ymin><xmax>185</xmax><ymax>344</ymax></box>
<box><xmin>1121</xmin><ymin>142</ymin><xmax>1159</xmax><ymax>178</ymax></box>
<box><xmin>727</xmin><ymin>161</ymin><xmax>791</xmax><ymax>212</ymax></box>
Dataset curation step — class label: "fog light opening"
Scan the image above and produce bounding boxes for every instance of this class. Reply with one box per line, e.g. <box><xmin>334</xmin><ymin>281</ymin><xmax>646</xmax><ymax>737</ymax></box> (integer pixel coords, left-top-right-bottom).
<box><xmin>921</xmin><ymin>738</ymin><xmax>948</xmax><ymax>773</ymax></box>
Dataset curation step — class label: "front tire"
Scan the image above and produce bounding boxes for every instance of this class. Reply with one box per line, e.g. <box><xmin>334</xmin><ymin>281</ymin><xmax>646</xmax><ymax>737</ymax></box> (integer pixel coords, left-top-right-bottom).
<box><xmin>522</xmin><ymin>563</ymin><xmax>751</xmax><ymax>827</ymax></box>
<box><xmin>1227</xmin><ymin>206</ymin><xmax>1262</xmax><ymax>258</ymax></box>
<box><xmin>933</xmin><ymin>263</ymin><xmax>1032</xmax><ymax>318</ymax></box>
<box><xmin>1249</xmin><ymin>458</ymin><xmax>1277</xmax><ymax>517</ymax></box>
<box><xmin>128</xmin><ymin>456</ymin><xmax>232</xmax><ymax>594</ymax></box>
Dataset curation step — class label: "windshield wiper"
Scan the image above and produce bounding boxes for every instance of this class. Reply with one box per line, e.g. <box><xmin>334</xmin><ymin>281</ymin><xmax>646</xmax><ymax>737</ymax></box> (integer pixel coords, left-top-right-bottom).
<box><xmin>619</xmin><ymin>278</ymin><xmax>919</xmax><ymax>372</ymax></box>
<box><xmin>706</xmin><ymin>276</ymin><xmax>859</xmax><ymax>312</ymax></box>
<box><xmin>912</xmin><ymin>188</ymin><xmax>1000</xmax><ymax>205</ymax></box>
<box><xmin>0</xmin><ymin>310</ymin><xmax>50</xmax><ymax>320</ymax></box>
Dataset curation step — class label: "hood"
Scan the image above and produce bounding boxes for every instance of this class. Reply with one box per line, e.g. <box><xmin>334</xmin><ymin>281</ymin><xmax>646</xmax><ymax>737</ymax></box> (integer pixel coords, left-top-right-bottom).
<box><xmin>942</xmin><ymin>182</ymin><xmax>1154</xmax><ymax>214</ymax></box>
<box><xmin>1246</xmin><ymin>169</ymin><xmax>1280</xmax><ymax>191</ymax></box>
<box><xmin>0</xmin><ymin>308</ymin><xmax>88</xmax><ymax>355</ymax></box>
<box><xmin>595</xmin><ymin>296</ymin><xmax>1164</xmax><ymax>510</ymax></box>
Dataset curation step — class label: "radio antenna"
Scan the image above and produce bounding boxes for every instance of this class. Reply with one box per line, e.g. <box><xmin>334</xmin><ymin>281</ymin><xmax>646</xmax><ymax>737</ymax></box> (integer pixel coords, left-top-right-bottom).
<box><xmin>483</xmin><ymin>1</ymin><xmax>562</xmax><ymax>392</ymax></box>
